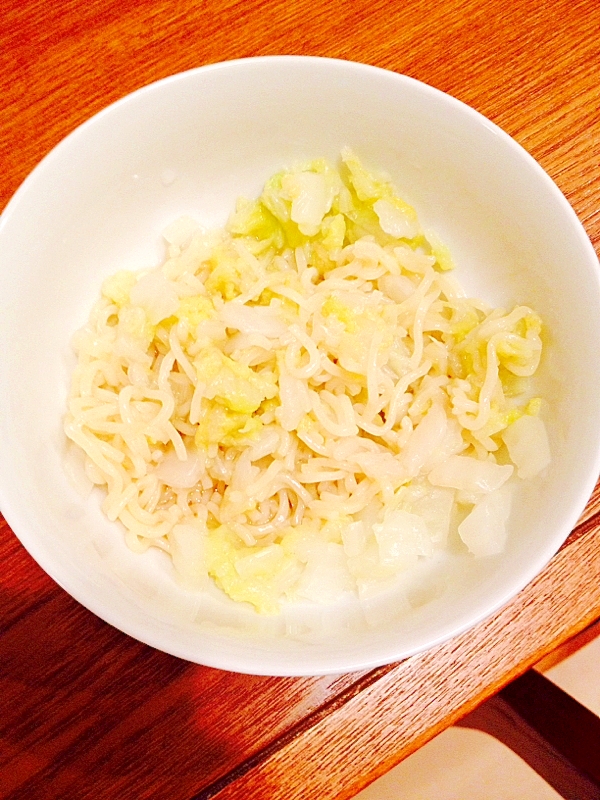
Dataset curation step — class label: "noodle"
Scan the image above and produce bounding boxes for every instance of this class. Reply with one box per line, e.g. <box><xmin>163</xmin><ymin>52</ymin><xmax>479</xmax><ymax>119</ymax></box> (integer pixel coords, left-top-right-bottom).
<box><xmin>65</xmin><ymin>150</ymin><xmax>548</xmax><ymax>613</ymax></box>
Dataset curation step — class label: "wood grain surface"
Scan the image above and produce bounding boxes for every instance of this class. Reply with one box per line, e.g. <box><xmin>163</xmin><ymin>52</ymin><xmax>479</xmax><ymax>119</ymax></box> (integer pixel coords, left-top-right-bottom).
<box><xmin>1</xmin><ymin>0</ymin><xmax>600</xmax><ymax>798</ymax></box>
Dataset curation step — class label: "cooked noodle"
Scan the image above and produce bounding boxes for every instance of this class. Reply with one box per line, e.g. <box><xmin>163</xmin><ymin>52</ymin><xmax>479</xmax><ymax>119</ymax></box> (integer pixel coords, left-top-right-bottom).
<box><xmin>65</xmin><ymin>150</ymin><xmax>549</xmax><ymax>612</ymax></box>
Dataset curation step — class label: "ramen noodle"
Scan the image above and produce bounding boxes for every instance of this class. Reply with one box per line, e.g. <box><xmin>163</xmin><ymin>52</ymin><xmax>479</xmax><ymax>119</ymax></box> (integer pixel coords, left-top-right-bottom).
<box><xmin>64</xmin><ymin>150</ymin><xmax>550</xmax><ymax>613</ymax></box>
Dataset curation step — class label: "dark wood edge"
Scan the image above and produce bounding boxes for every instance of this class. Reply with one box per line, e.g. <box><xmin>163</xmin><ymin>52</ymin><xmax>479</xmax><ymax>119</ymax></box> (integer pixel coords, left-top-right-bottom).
<box><xmin>458</xmin><ymin>669</ymin><xmax>600</xmax><ymax>800</ymax></box>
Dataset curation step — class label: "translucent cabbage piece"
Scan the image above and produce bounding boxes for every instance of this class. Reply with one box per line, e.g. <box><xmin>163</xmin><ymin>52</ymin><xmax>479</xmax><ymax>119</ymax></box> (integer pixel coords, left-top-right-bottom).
<box><xmin>155</xmin><ymin>447</ymin><xmax>205</xmax><ymax>489</ymax></box>
<box><xmin>428</xmin><ymin>456</ymin><xmax>514</xmax><ymax>493</ymax></box>
<box><xmin>162</xmin><ymin>215</ymin><xmax>199</xmax><ymax>247</ymax></box>
<box><xmin>502</xmin><ymin>414</ymin><xmax>551</xmax><ymax>479</ymax></box>
<box><xmin>283</xmin><ymin>171</ymin><xmax>335</xmax><ymax>233</ymax></box>
<box><xmin>458</xmin><ymin>487</ymin><xmax>513</xmax><ymax>557</ymax></box>
<box><xmin>374</xmin><ymin>510</ymin><xmax>434</xmax><ymax>569</ymax></box>
<box><xmin>373</xmin><ymin>198</ymin><xmax>420</xmax><ymax>240</ymax></box>
<box><xmin>293</xmin><ymin>542</ymin><xmax>355</xmax><ymax>603</ymax></box>
<box><xmin>129</xmin><ymin>270</ymin><xmax>179</xmax><ymax>324</ymax></box>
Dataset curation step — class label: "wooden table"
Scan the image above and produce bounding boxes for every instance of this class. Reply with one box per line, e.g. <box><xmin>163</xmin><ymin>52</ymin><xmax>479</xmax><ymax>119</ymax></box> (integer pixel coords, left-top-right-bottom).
<box><xmin>1</xmin><ymin>1</ymin><xmax>600</xmax><ymax>798</ymax></box>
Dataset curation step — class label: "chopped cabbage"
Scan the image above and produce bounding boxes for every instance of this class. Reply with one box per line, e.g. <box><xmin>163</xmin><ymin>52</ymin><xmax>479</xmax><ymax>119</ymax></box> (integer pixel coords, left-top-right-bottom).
<box><xmin>194</xmin><ymin>348</ymin><xmax>277</xmax><ymax>414</ymax></box>
<box><xmin>428</xmin><ymin>456</ymin><xmax>513</xmax><ymax>493</ymax></box>
<box><xmin>374</xmin><ymin>510</ymin><xmax>433</xmax><ymax>569</ymax></box>
<box><xmin>162</xmin><ymin>215</ymin><xmax>199</xmax><ymax>247</ymax></box>
<box><xmin>130</xmin><ymin>270</ymin><xmax>180</xmax><ymax>324</ymax></box>
<box><xmin>102</xmin><ymin>270</ymin><xmax>137</xmax><ymax>308</ymax></box>
<box><xmin>501</xmin><ymin>413</ymin><xmax>551</xmax><ymax>479</ymax></box>
<box><xmin>458</xmin><ymin>487</ymin><xmax>512</xmax><ymax>557</ymax></box>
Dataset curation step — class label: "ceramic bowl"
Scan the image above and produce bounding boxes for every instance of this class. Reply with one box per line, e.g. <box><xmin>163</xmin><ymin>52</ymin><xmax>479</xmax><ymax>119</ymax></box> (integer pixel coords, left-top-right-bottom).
<box><xmin>1</xmin><ymin>56</ymin><xmax>599</xmax><ymax>675</ymax></box>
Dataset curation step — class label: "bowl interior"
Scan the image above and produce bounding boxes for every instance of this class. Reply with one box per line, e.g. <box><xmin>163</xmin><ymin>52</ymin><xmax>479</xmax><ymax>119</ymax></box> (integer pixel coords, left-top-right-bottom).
<box><xmin>1</xmin><ymin>56</ymin><xmax>599</xmax><ymax>675</ymax></box>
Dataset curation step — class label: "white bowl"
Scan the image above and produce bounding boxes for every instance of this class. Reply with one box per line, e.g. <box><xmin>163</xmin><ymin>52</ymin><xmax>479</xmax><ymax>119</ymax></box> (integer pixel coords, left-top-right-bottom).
<box><xmin>1</xmin><ymin>56</ymin><xmax>599</xmax><ymax>676</ymax></box>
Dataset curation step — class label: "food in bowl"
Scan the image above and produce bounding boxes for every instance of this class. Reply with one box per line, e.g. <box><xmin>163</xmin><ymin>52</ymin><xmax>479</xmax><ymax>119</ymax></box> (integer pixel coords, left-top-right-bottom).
<box><xmin>64</xmin><ymin>148</ymin><xmax>550</xmax><ymax>614</ymax></box>
<box><xmin>2</xmin><ymin>55</ymin><xmax>599</xmax><ymax>675</ymax></box>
